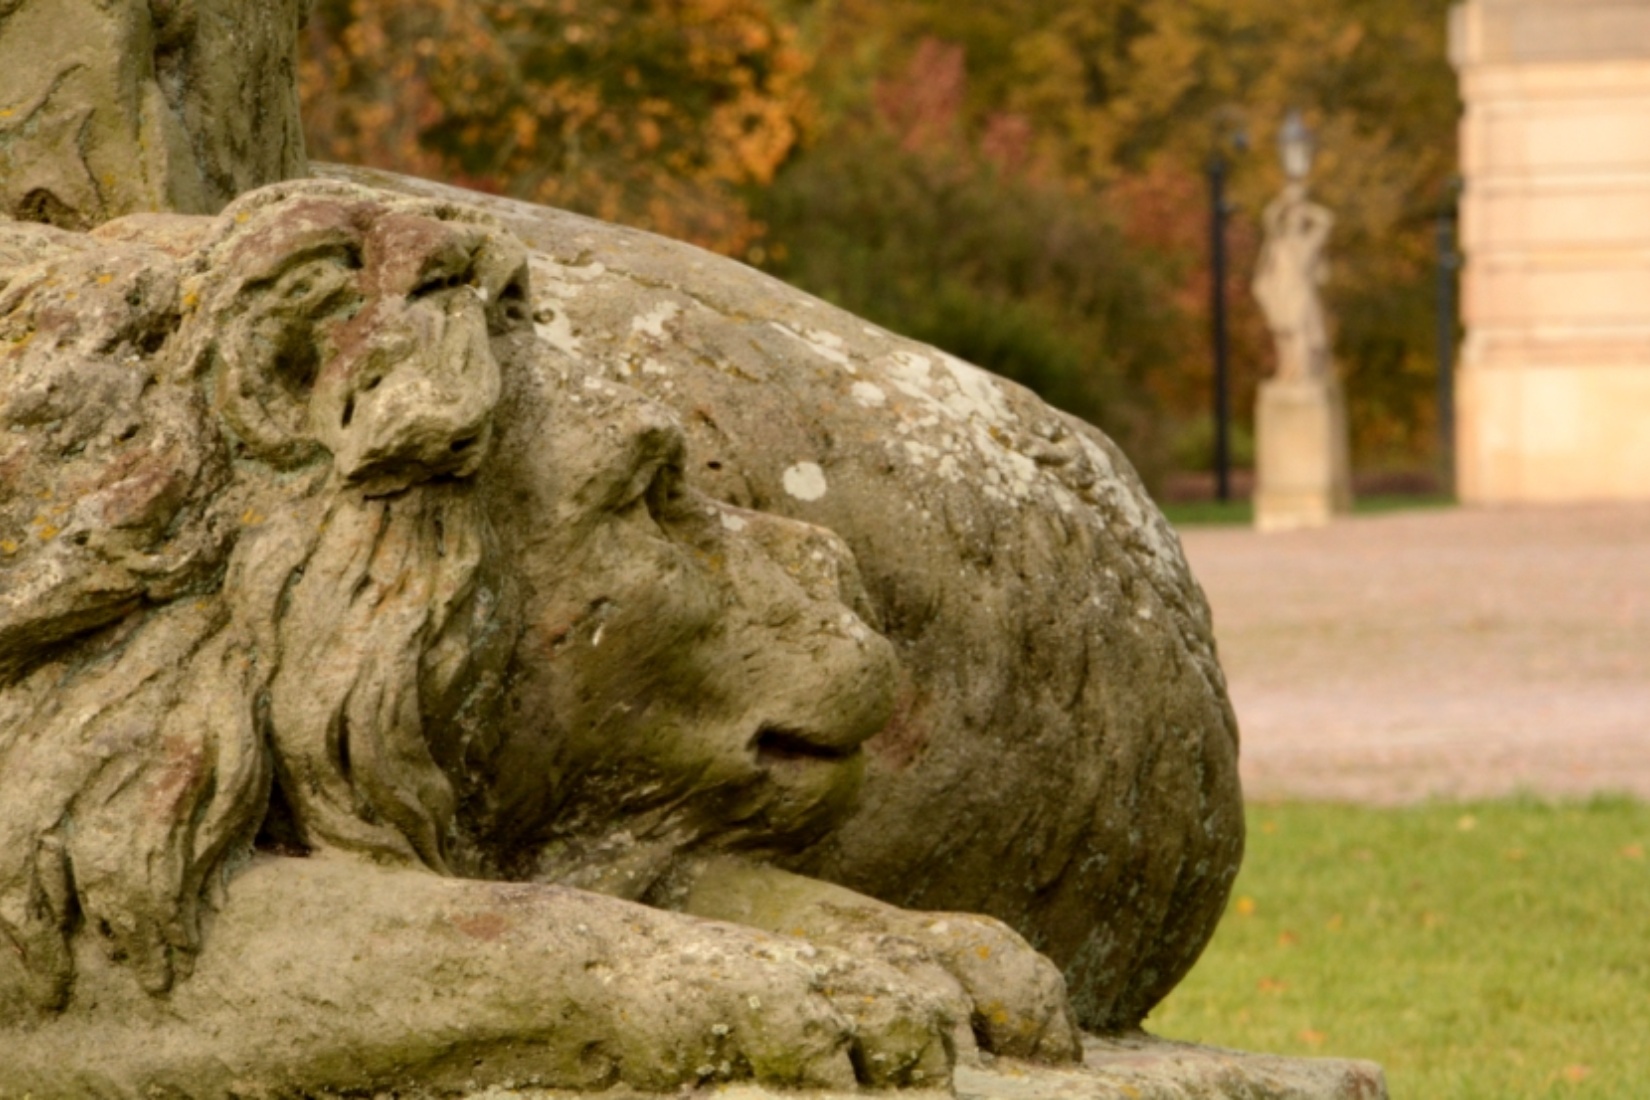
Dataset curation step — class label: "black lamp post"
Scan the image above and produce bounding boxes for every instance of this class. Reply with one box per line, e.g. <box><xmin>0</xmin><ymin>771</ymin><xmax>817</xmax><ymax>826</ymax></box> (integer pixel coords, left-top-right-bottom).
<box><xmin>1436</xmin><ymin>184</ymin><xmax>1461</xmax><ymax>494</ymax></box>
<box><xmin>1206</xmin><ymin>116</ymin><xmax>1247</xmax><ymax>503</ymax></box>
<box><xmin>1207</xmin><ymin>156</ymin><xmax>1231</xmax><ymax>502</ymax></box>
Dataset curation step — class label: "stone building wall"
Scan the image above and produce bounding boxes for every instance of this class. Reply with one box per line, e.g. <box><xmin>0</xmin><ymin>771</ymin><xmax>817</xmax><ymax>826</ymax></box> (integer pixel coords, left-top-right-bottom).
<box><xmin>1451</xmin><ymin>0</ymin><xmax>1650</xmax><ymax>502</ymax></box>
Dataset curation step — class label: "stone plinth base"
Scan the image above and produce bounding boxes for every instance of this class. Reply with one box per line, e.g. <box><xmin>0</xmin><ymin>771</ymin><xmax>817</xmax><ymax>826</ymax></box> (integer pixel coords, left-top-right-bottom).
<box><xmin>952</xmin><ymin>1035</ymin><xmax>1388</xmax><ymax>1099</ymax></box>
<box><xmin>447</xmin><ymin>1036</ymin><xmax>1389</xmax><ymax>1099</ymax></box>
<box><xmin>1254</xmin><ymin>378</ymin><xmax>1352</xmax><ymax>532</ymax></box>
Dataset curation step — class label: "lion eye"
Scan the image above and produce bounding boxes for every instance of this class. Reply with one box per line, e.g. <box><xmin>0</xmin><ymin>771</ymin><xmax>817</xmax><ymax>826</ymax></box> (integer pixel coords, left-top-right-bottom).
<box><xmin>272</xmin><ymin>255</ymin><xmax>361</xmax><ymax>322</ymax></box>
<box><xmin>411</xmin><ymin>265</ymin><xmax>474</xmax><ymax>301</ymax></box>
<box><xmin>643</xmin><ymin>464</ymin><xmax>688</xmax><ymax>526</ymax></box>
<box><xmin>489</xmin><ymin>278</ymin><xmax>531</xmax><ymax>335</ymax></box>
<box><xmin>615</xmin><ymin>457</ymin><xmax>689</xmax><ymax>531</ymax></box>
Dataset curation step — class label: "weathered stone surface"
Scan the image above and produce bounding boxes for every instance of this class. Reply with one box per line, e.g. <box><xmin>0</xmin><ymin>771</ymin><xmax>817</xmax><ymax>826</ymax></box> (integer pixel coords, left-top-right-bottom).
<box><xmin>0</xmin><ymin>0</ymin><xmax>308</xmax><ymax>228</ymax></box>
<box><xmin>320</xmin><ymin>164</ymin><xmax>1246</xmax><ymax>1034</ymax></box>
<box><xmin>2</xmin><ymin>182</ymin><xmax>994</xmax><ymax>1095</ymax></box>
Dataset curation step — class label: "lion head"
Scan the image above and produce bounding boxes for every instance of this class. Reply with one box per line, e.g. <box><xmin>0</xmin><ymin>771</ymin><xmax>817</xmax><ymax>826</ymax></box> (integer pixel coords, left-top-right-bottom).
<box><xmin>0</xmin><ymin>180</ymin><xmax>528</xmax><ymax>1018</ymax></box>
<box><xmin>469</xmin><ymin>359</ymin><xmax>901</xmax><ymax>895</ymax></box>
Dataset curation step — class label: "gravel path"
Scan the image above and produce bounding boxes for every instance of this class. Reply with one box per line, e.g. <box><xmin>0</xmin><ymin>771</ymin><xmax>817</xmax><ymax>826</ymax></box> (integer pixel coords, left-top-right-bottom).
<box><xmin>1177</xmin><ymin>503</ymin><xmax>1650</xmax><ymax>805</ymax></box>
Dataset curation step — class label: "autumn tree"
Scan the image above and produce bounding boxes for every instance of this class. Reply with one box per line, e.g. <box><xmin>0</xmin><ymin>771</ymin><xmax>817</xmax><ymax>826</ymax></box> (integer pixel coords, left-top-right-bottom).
<box><xmin>301</xmin><ymin>0</ymin><xmax>811</xmax><ymax>254</ymax></box>
<box><xmin>756</xmin><ymin>39</ymin><xmax>1187</xmax><ymax>481</ymax></box>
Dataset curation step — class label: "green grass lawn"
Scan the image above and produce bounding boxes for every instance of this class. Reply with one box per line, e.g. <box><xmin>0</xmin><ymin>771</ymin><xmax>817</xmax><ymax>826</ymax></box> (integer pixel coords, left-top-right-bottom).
<box><xmin>1158</xmin><ymin>494</ymin><xmax>1456</xmax><ymax>527</ymax></box>
<box><xmin>1147</xmin><ymin>798</ymin><xmax>1650</xmax><ymax>1098</ymax></box>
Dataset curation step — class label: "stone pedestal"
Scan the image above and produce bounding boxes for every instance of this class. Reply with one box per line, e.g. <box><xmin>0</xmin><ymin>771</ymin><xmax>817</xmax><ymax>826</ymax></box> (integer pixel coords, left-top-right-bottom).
<box><xmin>1254</xmin><ymin>378</ymin><xmax>1352</xmax><ymax>532</ymax></box>
<box><xmin>1450</xmin><ymin>0</ymin><xmax>1650</xmax><ymax>502</ymax></box>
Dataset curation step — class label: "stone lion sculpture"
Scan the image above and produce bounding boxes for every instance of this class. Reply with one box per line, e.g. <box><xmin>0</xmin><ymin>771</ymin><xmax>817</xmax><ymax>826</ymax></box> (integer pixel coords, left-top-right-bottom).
<box><xmin>326</xmin><ymin>165</ymin><xmax>1246</xmax><ymax>1035</ymax></box>
<box><xmin>1</xmin><ymin>180</ymin><xmax>1096</xmax><ymax>1096</ymax></box>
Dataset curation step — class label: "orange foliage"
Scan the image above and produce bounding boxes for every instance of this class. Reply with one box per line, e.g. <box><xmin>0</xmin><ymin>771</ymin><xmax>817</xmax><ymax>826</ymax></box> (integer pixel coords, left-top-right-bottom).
<box><xmin>300</xmin><ymin>0</ymin><xmax>812</xmax><ymax>255</ymax></box>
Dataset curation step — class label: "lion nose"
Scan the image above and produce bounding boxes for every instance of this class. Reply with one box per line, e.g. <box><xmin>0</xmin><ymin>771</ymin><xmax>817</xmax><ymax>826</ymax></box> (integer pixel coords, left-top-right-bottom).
<box><xmin>325</xmin><ymin>300</ymin><xmax>502</xmax><ymax>493</ymax></box>
<box><xmin>732</xmin><ymin>513</ymin><xmax>899</xmax><ymax>759</ymax></box>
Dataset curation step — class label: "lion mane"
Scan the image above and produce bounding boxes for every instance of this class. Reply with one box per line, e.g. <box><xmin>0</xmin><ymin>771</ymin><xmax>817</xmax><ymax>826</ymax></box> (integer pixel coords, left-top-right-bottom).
<box><xmin>0</xmin><ymin>181</ymin><xmax>527</xmax><ymax>1019</ymax></box>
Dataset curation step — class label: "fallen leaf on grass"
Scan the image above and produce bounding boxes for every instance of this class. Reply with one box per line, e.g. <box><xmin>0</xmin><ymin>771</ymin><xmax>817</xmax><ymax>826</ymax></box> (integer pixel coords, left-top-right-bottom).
<box><xmin>1457</xmin><ymin>814</ymin><xmax>1478</xmax><ymax>832</ymax></box>
<box><xmin>1503</xmin><ymin>848</ymin><xmax>1526</xmax><ymax>862</ymax></box>
<box><xmin>1562</xmin><ymin>1064</ymin><xmax>1592</xmax><ymax>1084</ymax></box>
<box><xmin>1261</xmin><ymin>820</ymin><xmax>1279</xmax><ymax>835</ymax></box>
<box><xmin>1257</xmin><ymin>977</ymin><xmax>1288</xmax><ymax>994</ymax></box>
<box><xmin>1234</xmin><ymin>896</ymin><xmax>1257</xmax><ymax>916</ymax></box>
<box><xmin>1298</xmin><ymin>1029</ymin><xmax>1326</xmax><ymax>1047</ymax></box>
<box><xmin>1622</xmin><ymin>844</ymin><xmax>1644</xmax><ymax>860</ymax></box>
<box><xmin>1325</xmin><ymin>913</ymin><xmax>1344</xmax><ymax>931</ymax></box>
<box><xmin>1278</xmin><ymin>930</ymin><xmax>1299</xmax><ymax>947</ymax></box>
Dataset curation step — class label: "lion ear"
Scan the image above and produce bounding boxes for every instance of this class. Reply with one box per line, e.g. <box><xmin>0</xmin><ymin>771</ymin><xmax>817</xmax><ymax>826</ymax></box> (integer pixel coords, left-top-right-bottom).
<box><xmin>212</xmin><ymin>335</ymin><xmax>325</xmax><ymax>468</ymax></box>
<box><xmin>167</xmin><ymin>275</ymin><xmax>325</xmax><ymax>468</ymax></box>
<box><xmin>172</xmin><ymin>276</ymin><xmax>326</xmax><ymax>469</ymax></box>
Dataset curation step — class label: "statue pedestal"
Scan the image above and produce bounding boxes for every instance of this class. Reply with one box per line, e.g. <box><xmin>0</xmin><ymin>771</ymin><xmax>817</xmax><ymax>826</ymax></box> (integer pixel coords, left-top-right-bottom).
<box><xmin>1254</xmin><ymin>377</ymin><xmax>1352</xmax><ymax>532</ymax></box>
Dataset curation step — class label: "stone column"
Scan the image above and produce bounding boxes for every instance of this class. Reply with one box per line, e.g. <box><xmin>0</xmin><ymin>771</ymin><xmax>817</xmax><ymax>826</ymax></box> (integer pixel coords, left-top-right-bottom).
<box><xmin>1451</xmin><ymin>0</ymin><xmax>1650</xmax><ymax>502</ymax></box>
<box><xmin>0</xmin><ymin>0</ymin><xmax>309</xmax><ymax>228</ymax></box>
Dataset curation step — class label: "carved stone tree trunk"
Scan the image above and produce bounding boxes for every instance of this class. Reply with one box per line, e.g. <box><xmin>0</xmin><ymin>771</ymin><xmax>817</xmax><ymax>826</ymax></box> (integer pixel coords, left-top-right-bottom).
<box><xmin>0</xmin><ymin>0</ymin><xmax>308</xmax><ymax>228</ymax></box>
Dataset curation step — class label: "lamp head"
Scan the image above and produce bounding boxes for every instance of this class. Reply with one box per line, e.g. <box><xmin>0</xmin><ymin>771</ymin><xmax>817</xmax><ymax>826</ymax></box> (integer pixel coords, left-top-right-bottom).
<box><xmin>1279</xmin><ymin>109</ymin><xmax>1314</xmax><ymax>182</ymax></box>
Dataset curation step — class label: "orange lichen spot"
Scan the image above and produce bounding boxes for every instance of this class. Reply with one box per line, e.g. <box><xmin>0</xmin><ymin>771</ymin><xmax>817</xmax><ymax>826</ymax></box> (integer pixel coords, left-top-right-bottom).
<box><xmin>0</xmin><ymin>538</ymin><xmax>18</xmax><ymax>555</ymax></box>
<box><xmin>97</xmin><ymin>273</ymin><xmax>114</xmax><ymax>285</ymax></box>
<box><xmin>974</xmin><ymin>944</ymin><xmax>991</xmax><ymax>960</ymax></box>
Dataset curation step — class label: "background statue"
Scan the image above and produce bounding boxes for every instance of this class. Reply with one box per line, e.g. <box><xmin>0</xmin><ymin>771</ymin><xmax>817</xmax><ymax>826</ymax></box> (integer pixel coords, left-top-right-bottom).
<box><xmin>1252</xmin><ymin>180</ymin><xmax>1335</xmax><ymax>383</ymax></box>
<box><xmin>1248</xmin><ymin>110</ymin><xmax>1353</xmax><ymax>530</ymax></box>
